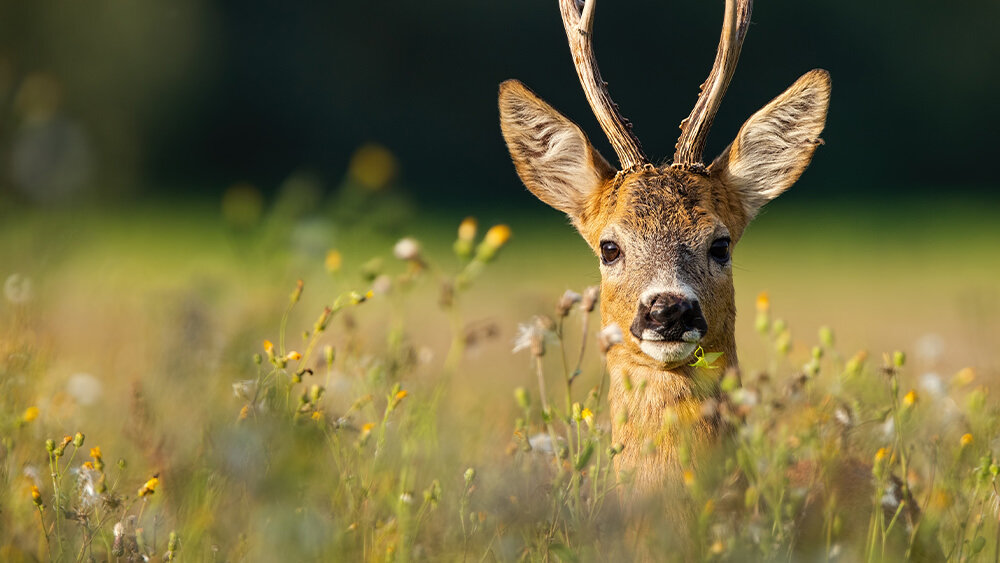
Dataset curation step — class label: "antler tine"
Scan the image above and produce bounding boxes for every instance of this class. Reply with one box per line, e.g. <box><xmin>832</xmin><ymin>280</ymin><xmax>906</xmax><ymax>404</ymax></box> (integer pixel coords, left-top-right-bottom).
<box><xmin>673</xmin><ymin>0</ymin><xmax>753</xmax><ymax>168</ymax></box>
<box><xmin>559</xmin><ymin>0</ymin><xmax>648</xmax><ymax>171</ymax></box>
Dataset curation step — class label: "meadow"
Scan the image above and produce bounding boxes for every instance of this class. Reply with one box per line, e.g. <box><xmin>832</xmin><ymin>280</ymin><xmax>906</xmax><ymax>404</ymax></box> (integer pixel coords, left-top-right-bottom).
<box><xmin>1</xmin><ymin>189</ymin><xmax>998</xmax><ymax>561</ymax></box>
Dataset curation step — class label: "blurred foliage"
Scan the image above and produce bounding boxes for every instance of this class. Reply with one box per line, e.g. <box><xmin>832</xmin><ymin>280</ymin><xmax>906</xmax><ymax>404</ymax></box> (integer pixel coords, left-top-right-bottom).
<box><xmin>0</xmin><ymin>0</ymin><xmax>997</xmax><ymax>207</ymax></box>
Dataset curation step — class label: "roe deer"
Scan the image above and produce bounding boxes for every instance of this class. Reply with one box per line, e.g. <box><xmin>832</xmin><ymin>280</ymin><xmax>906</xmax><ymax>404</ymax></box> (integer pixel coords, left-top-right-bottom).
<box><xmin>498</xmin><ymin>2</ymin><xmax>951</xmax><ymax>558</ymax></box>
<box><xmin>499</xmin><ymin>0</ymin><xmax>829</xmax><ymax>491</ymax></box>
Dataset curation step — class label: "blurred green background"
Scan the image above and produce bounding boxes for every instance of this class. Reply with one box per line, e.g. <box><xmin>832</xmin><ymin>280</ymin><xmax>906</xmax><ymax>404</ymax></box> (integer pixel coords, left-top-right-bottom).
<box><xmin>0</xmin><ymin>0</ymin><xmax>997</xmax><ymax>380</ymax></box>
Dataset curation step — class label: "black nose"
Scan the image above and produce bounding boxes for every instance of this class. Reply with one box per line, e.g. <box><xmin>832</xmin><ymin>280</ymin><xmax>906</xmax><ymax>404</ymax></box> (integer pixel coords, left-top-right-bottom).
<box><xmin>630</xmin><ymin>293</ymin><xmax>709</xmax><ymax>341</ymax></box>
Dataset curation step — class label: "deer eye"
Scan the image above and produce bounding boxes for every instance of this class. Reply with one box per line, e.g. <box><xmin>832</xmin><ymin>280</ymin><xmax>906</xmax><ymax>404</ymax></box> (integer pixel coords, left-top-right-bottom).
<box><xmin>600</xmin><ymin>241</ymin><xmax>621</xmax><ymax>265</ymax></box>
<box><xmin>709</xmin><ymin>237</ymin><xmax>731</xmax><ymax>264</ymax></box>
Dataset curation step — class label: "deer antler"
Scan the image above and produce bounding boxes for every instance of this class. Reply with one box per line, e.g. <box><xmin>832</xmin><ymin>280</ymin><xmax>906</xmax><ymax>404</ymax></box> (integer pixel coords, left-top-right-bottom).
<box><xmin>559</xmin><ymin>0</ymin><xmax>647</xmax><ymax>171</ymax></box>
<box><xmin>673</xmin><ymin>0</ymin><xmax>753</xmax><ymax>169</ymax></box>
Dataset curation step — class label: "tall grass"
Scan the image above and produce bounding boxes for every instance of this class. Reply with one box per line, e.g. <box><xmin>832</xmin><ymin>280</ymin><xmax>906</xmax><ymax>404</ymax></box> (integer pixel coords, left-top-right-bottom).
<box><xmin>0</xmin><ymin>216</ymin><xmax>997</xmax><ymax>561</ymax></box>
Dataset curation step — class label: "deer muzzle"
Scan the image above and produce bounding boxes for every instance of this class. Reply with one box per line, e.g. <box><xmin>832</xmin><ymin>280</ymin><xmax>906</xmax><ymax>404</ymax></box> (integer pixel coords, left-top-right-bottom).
<box><xmin>630</xmin><ymin>293</ymin><xmax>708</xmax><ymax>344</ymax></box>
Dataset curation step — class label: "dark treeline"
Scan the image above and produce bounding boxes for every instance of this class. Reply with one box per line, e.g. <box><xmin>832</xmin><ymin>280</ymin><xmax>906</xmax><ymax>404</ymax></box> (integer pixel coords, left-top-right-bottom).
<box><xmin>1</xmin><ymin>0</ymin><xmax>997</xmax><ymax>205</ymax></box>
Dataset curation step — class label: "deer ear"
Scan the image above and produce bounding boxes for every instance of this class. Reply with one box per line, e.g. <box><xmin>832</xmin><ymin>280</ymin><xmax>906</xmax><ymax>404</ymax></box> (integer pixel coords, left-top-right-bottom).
<box><xmin>499</xmin><ymin>80</ymin><xmax>614</xmax><ymax>220</ymax></box>
<box><xmin>710</xmin><ymin>70</ymin><xmax>831</xmax><ymax>218</ymax></box>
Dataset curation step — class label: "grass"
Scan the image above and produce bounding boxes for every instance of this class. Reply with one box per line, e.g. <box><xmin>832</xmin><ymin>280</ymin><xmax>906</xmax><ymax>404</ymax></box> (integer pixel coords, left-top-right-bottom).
<box><xmin>0</xmin><ymin>194</ymin><xmax>998</xmax><ymax>561</ymax></box>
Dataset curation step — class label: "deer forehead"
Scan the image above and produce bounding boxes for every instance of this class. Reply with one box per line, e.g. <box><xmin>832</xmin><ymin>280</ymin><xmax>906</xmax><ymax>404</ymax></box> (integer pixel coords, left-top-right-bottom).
<box><xmin>580</xmin><ymin>168</ymin><xmax>738</xmax><ymax>251</ymax></box>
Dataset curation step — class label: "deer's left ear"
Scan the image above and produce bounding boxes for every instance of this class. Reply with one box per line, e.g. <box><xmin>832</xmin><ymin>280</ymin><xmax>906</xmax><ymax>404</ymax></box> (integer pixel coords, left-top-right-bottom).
<box><xmin>709</xmin><ymin>69</ymin><xmax>831</xmax><ymax>219</ymax></box>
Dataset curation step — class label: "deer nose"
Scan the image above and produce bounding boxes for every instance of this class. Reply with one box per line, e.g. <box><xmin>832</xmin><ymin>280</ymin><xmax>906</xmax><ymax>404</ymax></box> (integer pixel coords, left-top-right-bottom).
<box><xmin>630</xmin><ymin>293</ymin><xmax>709</xmax><ymax>342</ymax></box>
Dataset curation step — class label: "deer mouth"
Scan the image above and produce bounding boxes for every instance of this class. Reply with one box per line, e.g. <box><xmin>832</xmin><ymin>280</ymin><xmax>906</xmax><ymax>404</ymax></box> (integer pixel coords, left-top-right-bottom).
<box><xmin>637</xmin><ymin>339</ymin><xmax>699</xmax><ymax>367</ymax></box>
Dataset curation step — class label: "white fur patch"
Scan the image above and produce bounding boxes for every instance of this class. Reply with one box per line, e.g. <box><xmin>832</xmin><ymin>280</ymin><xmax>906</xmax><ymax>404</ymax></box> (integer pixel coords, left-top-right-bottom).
<box><xmin>639</xmin><ymin>340</ymin><xmax>698</xmax><ymax>368</ymax></box>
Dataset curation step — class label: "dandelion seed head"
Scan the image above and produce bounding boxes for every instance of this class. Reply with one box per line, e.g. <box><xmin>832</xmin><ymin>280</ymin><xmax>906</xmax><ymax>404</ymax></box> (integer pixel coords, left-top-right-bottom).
<box><xmin>393</xmin><ymin>238</ymin><xmax>421</xmax><ymax>261</ymax></box>
<box><xmin>4</xmin><ymin>273</ymin><xmax>33</xmax><ymax>304</ymax></box>
<box><xmin>66</xmin><ymin>372</ymin><xmax>102</xmax><ymax>406</ymax></box>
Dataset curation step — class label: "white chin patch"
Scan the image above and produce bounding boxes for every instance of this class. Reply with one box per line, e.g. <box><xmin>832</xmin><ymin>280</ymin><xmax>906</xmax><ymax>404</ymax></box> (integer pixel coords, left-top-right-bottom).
<box><xmin>639</xmin><ymin>340</ymin><xmax>698</xmax><ymax>367</ymax></box>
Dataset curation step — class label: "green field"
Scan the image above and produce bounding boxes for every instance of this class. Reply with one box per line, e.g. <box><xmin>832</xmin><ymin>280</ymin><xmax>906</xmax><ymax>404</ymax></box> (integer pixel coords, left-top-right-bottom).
<box><xmin>1</xmin><ymin>194</ymin><xmax>998</xmax><ymax>560</ymax></box>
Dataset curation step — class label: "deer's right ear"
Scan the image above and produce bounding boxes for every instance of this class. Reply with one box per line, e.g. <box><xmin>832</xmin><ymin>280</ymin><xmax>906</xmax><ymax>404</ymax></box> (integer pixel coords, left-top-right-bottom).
<box><xmin>499</xmin><ymin>80</ymin><xmax>614</xmax><ymax>220</ymax></box>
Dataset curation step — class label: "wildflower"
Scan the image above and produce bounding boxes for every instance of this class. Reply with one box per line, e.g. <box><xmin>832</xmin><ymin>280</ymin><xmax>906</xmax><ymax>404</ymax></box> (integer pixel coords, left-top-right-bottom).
<box><xmin>818</xmin><ymin>325</ymin><xmax>835</xmax><ymax>348</ymax></box>
<box><xmin>290</xmin><ymin>279</ymin><xmax>303</xmax><ymax>304</ymax></box>
<box><xmin>138</xmin><ymin>475</ymin><xmax>159</xmax><ymax>497</ymax></box>
<box><xmin>953</xmin><ymin>367</ymin><xmax>975</xmax><ymax>387</ymax></box>
<box><xmin>756</xmin><ymin>291</ymin><xmax>770</xmax><ymax>313</ymax></box>
<box><xmin>73</xmin><ymin>432</ymin><xmax>85</xmax><ymax>448</ymax></box>
<box><xmin>372</xmin><ymin>275</ymin><xmax>392</xmax><ymax>296</ymax></box>
<box><xmin>67</xmin><ymin>372</ymin><xmax>103</xmax><ymax>405</ymax></box>
<box><xmin>598</xmin><ymin>323</ymin><xmax>624</xmax><ymax>354</ymax></box>
<box><xmin>358</xmin><ymin>422</ymin><xmax>375</xmax><ymax>446</ymax></box>
<box><xmin>311</xmin><ymin>411</ymin><xmax>322</xmax><ymax>421</ymax></box>
<box><xmin>874</xmin><ymin>447</ymin><xmax>887</xmax><ymax>462</ymax></box>
<box><xmin>286</xmin><ymin>351</ymin><xmax>302</xmax><ymax>362</ymax></box>
<box><xmin>390</xmin><ymin>389</ymin><xmax>408</xmax><ymax>410</ymax></box>
<box><xmin>325</xmin><ymin>249</ymin><xmax>343</xmax><ymax>273</ymax></box>
<box><xmin>54</xmin><ymin>436</ymin><xmax>72</xmax><ymax>457</ymax></box>
<box><xmin>45</xmin><ymin>439</ymin><xmax>55</xmax><ymax>454</ymax></box>
<box><xmin>512</xmin><ymin>323</ymin><xmax>545</xmax><ymax>357</ymax></box>
<box><xmin>464</xmin><ymin>467</ymin><xmax>477</xmax><ymax>484</ymax></box>
<box><xmin>232</xmin><ymin>380</ymin><xmax>257</xmax><ymax>400</ymax></box>
<box><xmin>263</xmin><ymin>340</ymin><xmax>275</xmax><ymax>361</ymax></box>
<box><xmin>31</xmin><ymin>485</ymin><xmax>43</xmax><ymax>508</ymax></box>
<box><xmin>314</xmin><ymin>306</ymin><xmax>334</xmax><ymax>333</ymax></box>
<box><xmin>581</xmin><ymin>285</ymin><xmax>600</xmax><ymax>313</ymax></box>
<box><xmin>475</xmin><ymin>224</ymin><xmax>512</xmax><ymax>262</ymax></box>
<box><xmin>892</xmin><ymin>350</ymin><xmax>906</xmax><ymax>368</ymax></box>
<box><xmin>78</xmin><ymin>465</ymin><xmax>102</xmax><ymax>508</ymax></box>
<box><xmin>683</xmin><ymin>469</ymin><xmax>696</xmax><ymax>487</ymax></box>
<box><xmin>4</xmin><ymin>273</ymin><xmax>33</xmax><ymax>304</ymax></box>
<box><xmin>91</xmin><ymin>446</ymin><xmax>104</xmax><ymax>471</ymax></box>
<box><xmin>961</xmin><ymin>433</ymin><xmax>974</xmax><ymax>447</ymax></box>
<box><xmin>393</xmin><ymin>238</ymin><xmax>421</xmax><ymax>262</ymax></box>
<box><xmin>902</xmin><ymin>390</ymin><xmax>918</xmax><ymax>407</ymax></box>
<box><xmin>454</xmin><ymin>217</ymin><xmax>477</xmax><ymax>259</ymax></box>
<box><xmin>238</xmin><ymin>404</ymin><xmax>250</xmax><ymax>421</ymax></box>
<box><xmin>581</xmin><ymin>408</ymin><xmax>594</xmax><ymax>426</ymax></box>
<box><xmin>514</xmin><ymin>387</ymin><xmax>530</xmax><ymax>410</ymax></box>
<box><xmin>22</xmin><ymin>406</ymin><xmax>39</xmax><ymax>423</ymax></box>
<box><xmin>556</xmin><ymin>290</ymin><xmax>582</xmax><ymax>318</ymax></box>
<box><xmin>165</xmin><ymin>531</ymin><xmax>180</xmax><ymax>561</ymax></box>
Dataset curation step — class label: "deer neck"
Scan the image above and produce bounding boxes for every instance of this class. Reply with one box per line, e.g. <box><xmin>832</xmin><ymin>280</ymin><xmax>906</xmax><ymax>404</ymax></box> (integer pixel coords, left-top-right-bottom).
<box><xmin>605</xmin><ymin>333</ymin><xmax>736</xmax><ymax>492</ymax></box>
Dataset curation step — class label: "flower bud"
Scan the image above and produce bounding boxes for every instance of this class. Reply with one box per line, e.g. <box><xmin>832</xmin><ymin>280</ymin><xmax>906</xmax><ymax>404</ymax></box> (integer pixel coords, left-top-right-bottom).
<box><xmin>73</xmin><ymin>432</ymin><xmax>85</xmax><ymax>448</ymax></box>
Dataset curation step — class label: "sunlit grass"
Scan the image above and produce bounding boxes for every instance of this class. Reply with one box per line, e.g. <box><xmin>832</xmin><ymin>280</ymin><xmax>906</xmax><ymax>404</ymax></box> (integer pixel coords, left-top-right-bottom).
<box><xmin>0</xmin><ymin>197</ymin><xmax>998</xmax><ymax>560</ymax></box>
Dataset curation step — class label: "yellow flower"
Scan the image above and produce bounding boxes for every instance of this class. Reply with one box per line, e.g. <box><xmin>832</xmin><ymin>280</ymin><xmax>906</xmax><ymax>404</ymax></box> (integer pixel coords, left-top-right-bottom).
<box><xmin>395</xmin><ymin>390</ymin><xmax>408</xmax><ymax>401</ymax></box>
<box><xmin>238</xmin><ymin>405</ymin><xmax>250</xmax><ymax>421</ymax></box>
<box><xmin>902</xmin><ymin>390</ymin><xmax>918</xmax><ymax>407</ymax></box>
<box><xmin>361</xmin><ymin>422</ymin><xmax>375</xmax><ymax>433</ymax></box>
<box><xmin>954</xmin><ymin>367</ymin><xmax>975</xmax><ymax>386</ymax></box>
<box><xmin>874</xmin><ymin>447</ymin><xmax>887</xmax><ymax>462</ymax></box>
<box><xmin>311</xmin><ymin>411</ymin><xmax>322</xmax><ymax>421</ymax></box>
<box><xmin>31</xmin><ymin>485</ymin><xmax>43</xmax><ymax>508</ymax></box>
<box><xmin>325</xmin><ymin>249</ymin><xmax>343</xmax><ymax>273</ymax></box>
<box><xmin>755</xmin><ymin>292</ymin><xmax>770</xmax><ymax>313</ymax></box>
<box><xmin>90</xmin><ymin>446</ymin><xmax>102</xmax><ymax>460</ymax></box>
<box><xmin>458</xmin><ymin>217</ymin><xmax>477</xmax><ymax>242</ymax></box>
<box><xmin>22</xmin><ymin>406</ymin><xmax>39</xmax><ymax>423</ymax></box>
<box><xmin>138</xmin><ymin>476</ymin><xmax>159</xmax><ymax>497</ymax></box>
<box><xmin>286</xmin><ymin>351</ymin><xmax>302</xmax><ymax>361</ymax></box>
<box><xmin>484</xmin><ymin>224</ymin><xmax>512</xmax><ymax>248</ymax></box>
<box><xmin>683</xmin><ymin>469</ymin><xmax>695</xmax><ymax>487</ymax></box>
<box><xmin>960</xmin><ymin>433</ymin><xmax>973</xmax><ymax>447</ymax></box>
<box><xmin>83</xmin><ymin>461</ymin><xmax>94</xmax><ymax>470</ymax></box>
<box><xmin>581</xmin><ymin>408</ymin><xmax>594</xmax><ymax>425</ymax></box>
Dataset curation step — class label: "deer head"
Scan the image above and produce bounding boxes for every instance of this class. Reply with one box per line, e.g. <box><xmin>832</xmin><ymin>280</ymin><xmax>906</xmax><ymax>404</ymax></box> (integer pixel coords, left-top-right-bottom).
<box><xmin>500</xmin><ymin>0</ymin><xmax>830</xmax><ymax>375</ymax></box>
